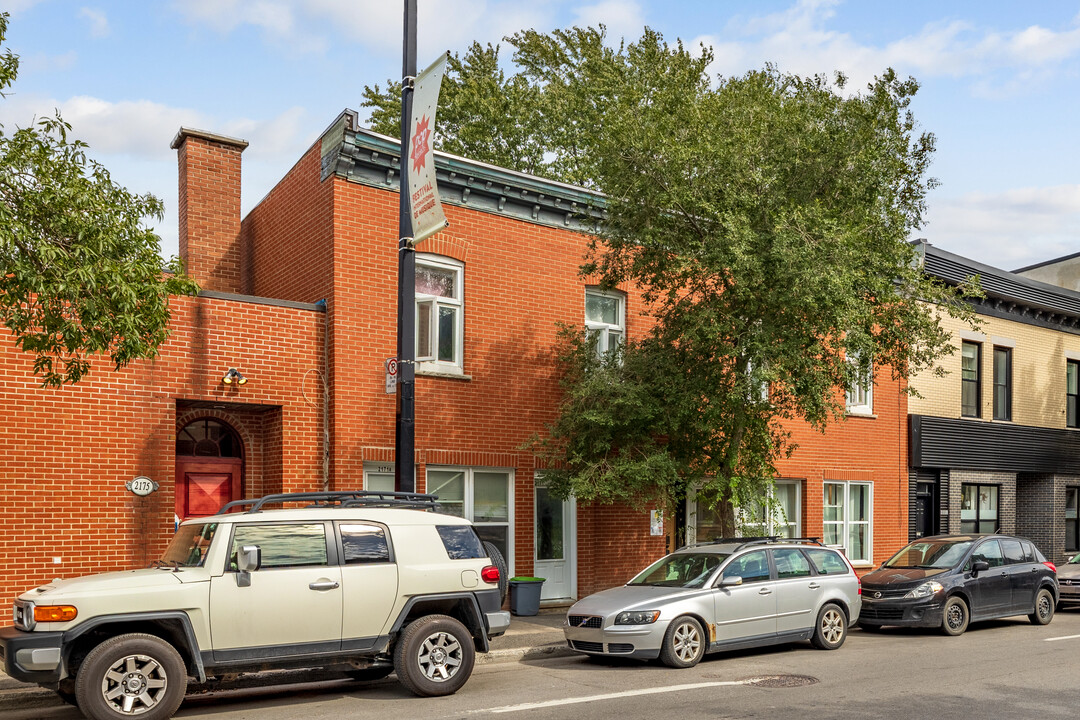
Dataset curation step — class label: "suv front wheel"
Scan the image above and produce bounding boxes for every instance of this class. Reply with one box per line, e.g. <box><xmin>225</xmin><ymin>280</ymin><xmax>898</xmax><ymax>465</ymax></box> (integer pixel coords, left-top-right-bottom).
<box><xmin>393</xmin><ymin>615</ymin><xmax>476</xmax><ymax>697</ymax></box>
<box><xmin>74</xmin><ymin>633</ymin><xmax>187</xmax><ymax>720</ymax></box>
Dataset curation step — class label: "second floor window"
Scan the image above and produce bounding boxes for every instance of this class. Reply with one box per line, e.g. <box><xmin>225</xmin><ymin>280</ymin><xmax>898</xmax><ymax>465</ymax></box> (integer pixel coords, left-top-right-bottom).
<box><xmin>845</xmin><ymin>352</ymin><xmax>873</xmax><ymax>415</ymax></box>
<box><xmin>961</xmin><ymin>341</ymin><xmax>981</xmax><ymax>417</ymax></box>
<box><xmin>993</xmin><ymin>347</ymin><xmax>1011</xmax><ymax>421</ymax></box>
<box><xmin>1068</xmin><ymin>360</ymin><xmax>1079</xmax><ymax>428</ymax></box>
<box><xmin>585</xmin><ymin>289</ymin><xmax>624</xmax><ymax>357</ymax></box>
<box><xmin>416</xmin><ymin>256</ymin><xmax>463</xmax><ymax>373</ymax></box>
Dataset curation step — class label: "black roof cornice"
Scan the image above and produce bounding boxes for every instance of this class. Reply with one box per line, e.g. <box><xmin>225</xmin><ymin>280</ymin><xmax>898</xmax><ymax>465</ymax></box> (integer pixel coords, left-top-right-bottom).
<box><xmin>319</xmin><ymin>110</ymin><xmax>605</xmax><ymax>232</ymax></box>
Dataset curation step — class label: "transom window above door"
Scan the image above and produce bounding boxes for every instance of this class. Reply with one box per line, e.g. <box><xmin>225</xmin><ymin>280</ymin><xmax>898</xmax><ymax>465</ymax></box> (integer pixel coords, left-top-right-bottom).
<box><xmin>415</xmin><ymin>255</ymin><xmax>463</xmax><ymax>374</ymax></box>
<box><xmin>176</xmin><ymin>418</ymin><xmax>241</xmax><ymax>457</ymax></box>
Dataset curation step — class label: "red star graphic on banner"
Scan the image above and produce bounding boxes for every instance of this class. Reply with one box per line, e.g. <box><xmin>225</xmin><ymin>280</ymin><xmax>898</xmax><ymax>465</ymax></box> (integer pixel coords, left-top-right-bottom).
<box><xmin>411</xmin><ymin>115</ymin><xmax>431</xmax><ymax>174</ymax></box>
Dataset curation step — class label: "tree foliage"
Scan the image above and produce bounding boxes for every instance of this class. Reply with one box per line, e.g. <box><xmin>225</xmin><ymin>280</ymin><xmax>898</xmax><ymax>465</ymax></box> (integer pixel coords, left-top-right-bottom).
<box><xmin>0</xmin><ymin>13</ymin><xmax>198</xmax><ymax>386</ymax></box>
<box><xmin>366</xmin><ymin>26</ymin><xmax>978</xmax><ymax>529</ymax></box>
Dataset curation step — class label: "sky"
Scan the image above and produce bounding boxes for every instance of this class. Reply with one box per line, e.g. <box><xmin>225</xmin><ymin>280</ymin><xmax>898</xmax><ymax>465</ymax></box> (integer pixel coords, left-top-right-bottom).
<box><xmin>2</xmin><ymin>0</ymin><xmax>1079</xmax><ymax>271</ymax></box>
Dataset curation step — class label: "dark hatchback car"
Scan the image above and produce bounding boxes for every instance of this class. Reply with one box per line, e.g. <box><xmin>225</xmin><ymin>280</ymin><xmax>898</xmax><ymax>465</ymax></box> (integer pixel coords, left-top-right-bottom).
<box><xmin>859</xmin><ymin>534</ymin><xmax>1058</xmax><ymax>635</ymax></box>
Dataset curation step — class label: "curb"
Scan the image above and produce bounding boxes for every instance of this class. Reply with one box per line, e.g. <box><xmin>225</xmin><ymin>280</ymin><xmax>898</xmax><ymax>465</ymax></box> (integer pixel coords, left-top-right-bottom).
<box><xmin>0</xmin><ymin>644</ymin><xmax>575</xmax><ymax>711</ymax></box>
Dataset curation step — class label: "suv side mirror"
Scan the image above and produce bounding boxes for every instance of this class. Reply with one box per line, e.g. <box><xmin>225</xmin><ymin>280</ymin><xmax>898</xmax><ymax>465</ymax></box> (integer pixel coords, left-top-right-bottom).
<box><xmin>720</xmin><ymin>575</ymin><xmax>743</xmax><ymax>587</ymax></box>
<box><xmin>972</xmin><ymin>560</ymin><xmax>989</xmax><ymax>575</ymax></box>
<box><xmin>236</xmin><ymin>545</ymin><xmax>261</xmax><ymax>587</ymax></box>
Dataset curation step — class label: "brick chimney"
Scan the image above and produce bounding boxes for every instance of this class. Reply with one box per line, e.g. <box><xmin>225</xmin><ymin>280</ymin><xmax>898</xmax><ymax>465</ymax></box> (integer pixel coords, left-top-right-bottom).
<box><xmin>171</xmin><ymin>128</ymin><xmax>248</xmax><ymax>293</ymax></box>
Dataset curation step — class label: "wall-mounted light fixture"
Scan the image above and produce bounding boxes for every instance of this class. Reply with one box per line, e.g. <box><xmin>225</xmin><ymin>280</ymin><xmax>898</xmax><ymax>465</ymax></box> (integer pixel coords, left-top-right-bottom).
<box><xmin>221</xmin><ymin>368</ymin><xmax>248</xmax><ymax>386</ymax></box>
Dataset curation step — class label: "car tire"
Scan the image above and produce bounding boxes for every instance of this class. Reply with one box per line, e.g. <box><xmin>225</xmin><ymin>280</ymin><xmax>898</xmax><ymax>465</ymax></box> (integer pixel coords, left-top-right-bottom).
<box><xmin>941</xmin><ymin>596</ymin><xmax>970</xmax><ymax>636</ymax></box>
<box><xmin>811</xmin><ymin>603</ymin><xmax>847</xmax><ymax>650</ymax></box>
<box><xmin>483</xmin><ymin>540</ymin><xmax>509</xmax><ymax>604</ymax></box>
<box><xmin>1029</xmin><ymin>588</ymin><xmax>1055</xmax><ymax>626</ymax></box>
<box><xmin>659</xmin><ymin>616</ymin><xmax>706</xmax><ymax>668</ymax></box>
<box><xmin>347</xmin><ymin>666</ymin><xmax>394</xmax><ymax>682</ymax></box>
<box><xmin>74</xmin><ymin>633</ymin><xmax>187</xmax><ymax>720</ymax></box>
<box><xmin>393</xmin><ymin>615</ymin><xmax>475</xmax><ymax>697</ymax></box>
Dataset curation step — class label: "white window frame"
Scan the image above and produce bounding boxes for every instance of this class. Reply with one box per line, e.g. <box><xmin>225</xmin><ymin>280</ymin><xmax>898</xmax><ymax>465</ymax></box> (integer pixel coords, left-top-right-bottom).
<box><xmin>585</xmin><ymin>288</ymin><xmax>625</xmax><ymax>357</ymax></box>
<box><xmin>363</xmin><ymin>462</ymin><xmax>400</xmax><ymax>493</ymax></box>
<box><xmin>738</xmin><ymin>480</ymin><xmax>802</xmax><ymax>538</ymax></box>
<box><xmin>845</xmin><ymin>353</ymin><xmax>874</xmax><ymax>416</ymax></box>
<box><xmin>425</xmin><ymin>466</ymin><xmax>514</xmax><ymax>576</ymax></box>
<box><xmin>823</xmin><ymin>481</ymin><xmax>873</xmax><ymax>565</ymax></box>
<box><xmin>415</xmin><ymin>254</ymin><xmax>464</xmax><ymax>375</ymax></box>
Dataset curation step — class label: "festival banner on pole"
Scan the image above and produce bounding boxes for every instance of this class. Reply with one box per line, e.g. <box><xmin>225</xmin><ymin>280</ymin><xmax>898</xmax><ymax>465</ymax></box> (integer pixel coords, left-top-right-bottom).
<box><xmin>408</xmin><ymin>51</ymin><xmax>450</xmax><ymax>245</ymax></box>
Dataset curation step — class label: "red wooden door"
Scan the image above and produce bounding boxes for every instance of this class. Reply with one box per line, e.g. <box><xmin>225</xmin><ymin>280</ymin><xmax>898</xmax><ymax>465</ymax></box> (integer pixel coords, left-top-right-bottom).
<box><xmin>175</xmin><ymin>458</ymin><xmax>242</xmax><ymax>519</ymax></box>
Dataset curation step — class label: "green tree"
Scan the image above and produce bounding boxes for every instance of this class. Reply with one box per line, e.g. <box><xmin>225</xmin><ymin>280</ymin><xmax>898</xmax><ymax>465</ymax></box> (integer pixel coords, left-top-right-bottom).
<box><xmin>0</xmin><ymin>13</ymin><xmax>198</xmax><ymax>386</ymax></box>
<box><xmin>368</xmin><ymin>26</ymin><xmax>978</xmax><ymax>530</ymax></box>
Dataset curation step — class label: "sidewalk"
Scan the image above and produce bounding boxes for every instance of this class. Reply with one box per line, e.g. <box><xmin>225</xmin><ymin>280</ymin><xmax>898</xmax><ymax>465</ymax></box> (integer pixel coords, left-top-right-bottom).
<box><xmin>0</xmin><ymin>608</ymin><xmax>572</xmax><ymax>711</ymax></box>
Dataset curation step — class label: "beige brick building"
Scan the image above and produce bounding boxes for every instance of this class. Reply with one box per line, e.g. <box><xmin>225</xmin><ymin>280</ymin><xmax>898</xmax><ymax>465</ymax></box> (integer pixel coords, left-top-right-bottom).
<box><xmin>907</xmin><ymin>243</ymin><xmax>1080</xmax><ymax>562</ymax></box>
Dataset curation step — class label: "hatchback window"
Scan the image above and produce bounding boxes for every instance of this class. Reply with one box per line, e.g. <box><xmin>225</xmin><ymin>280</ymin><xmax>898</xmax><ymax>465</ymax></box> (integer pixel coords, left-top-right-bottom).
<box><xmin>722</xmin><ymin>550</ymin><xmax>771</xmax><ymax>584</ymax></box>
<box><xmin>773</xmin><ymin>548</ymin><xmax>811</xmax><ymax>578</ymax></box>
<box><xmin>629</xmin><ymin>553</ymin><xmax>727</xmax><ymax>587</ymax></box>
<box><xmin>970</xmin><ymin>540</ymin><xmax>1004</xmax><ymax>568</ymax></box>
<box><xmin>804</xmin><ymin>548</ymin><xmax>849</xmax><ymax>575</ymax></box>
<box><xmin>1001</xmin><ymin>539</ymin><xmax>1025</xmax><ymax>565</ymax></box>
<box><xmin>883</xmin><ymin>539</ymin><xmax>972</xmax><ymax>569</ymax></box>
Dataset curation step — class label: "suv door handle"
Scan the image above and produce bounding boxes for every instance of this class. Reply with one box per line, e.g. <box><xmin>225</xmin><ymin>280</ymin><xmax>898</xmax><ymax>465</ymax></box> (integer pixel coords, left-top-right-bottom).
<box><xmin>758</xmin><ymin>588</ymin><xmax>772</xmax><ymax>595</ymax></box>
<box><xmin>309</xmin><ymin>580</ymin><xmax>340</xmax><ymax>591</ymax></box>
<box><xmin>1031</xmin><ymin>567</ymin><xmax>1039</xmax><ymax>573</ymax></box>
<box><xmin>808</xmin><ymin>582</ymin><xmax>821</xmax><ymax>590</ymax></box>
<box><xmin>1000</xmin><ymin>572</ymin><xmax>1008</xmax><ymax>577</ymax></box>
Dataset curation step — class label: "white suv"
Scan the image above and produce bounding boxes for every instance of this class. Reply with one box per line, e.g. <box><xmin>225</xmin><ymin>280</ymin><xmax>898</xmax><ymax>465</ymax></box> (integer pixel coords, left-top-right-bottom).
<box><xmin>0</xmin><ymin>491</ymin><xmax>510</xmax><ymax>719</ymax></box>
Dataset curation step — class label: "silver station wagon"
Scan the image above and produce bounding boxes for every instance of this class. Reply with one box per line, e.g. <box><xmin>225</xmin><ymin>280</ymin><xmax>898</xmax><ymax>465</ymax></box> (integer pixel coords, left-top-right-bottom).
<box><xmin>564</xmin><ymin>538</ymin><xmax>862</xmax><ymax>667</ymax></box>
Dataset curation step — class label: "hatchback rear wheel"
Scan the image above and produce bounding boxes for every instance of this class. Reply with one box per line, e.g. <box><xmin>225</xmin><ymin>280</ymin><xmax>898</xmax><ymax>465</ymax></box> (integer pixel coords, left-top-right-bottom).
<box><xmin>1029</xmin><ymin>588</ymin><xmax>1055</xmax><ymax>626</ymax></box>
<box><xmin>659</xmin><ymin>616</ymin><xmax>705</xmax><ymax>668</ymax></box>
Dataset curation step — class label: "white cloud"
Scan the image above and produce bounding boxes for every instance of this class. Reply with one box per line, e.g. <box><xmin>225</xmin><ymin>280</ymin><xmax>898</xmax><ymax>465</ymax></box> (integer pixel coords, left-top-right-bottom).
<box><xmin>924</xmin><ymin>185</ymin><xmax>1080</xmax><ymax>270</ymax></box>
<box><xmin>19</xmin><ymin>50</ymin><xmax>78</xmax><ymax>74</ymax></box>
<box><xmin>572</xmin><ymin>0</ymin><xmax>645</xmax><ymax>43</ymax></box>
<box><xmin>690</xmin><ymin>0</ymin><xmax>1080</xmax><ymax>94</ymax></box>
<box><xmin>79</xmin><ymin>7</ymin><xmax>110</xmax><ymax>38</ymax></box>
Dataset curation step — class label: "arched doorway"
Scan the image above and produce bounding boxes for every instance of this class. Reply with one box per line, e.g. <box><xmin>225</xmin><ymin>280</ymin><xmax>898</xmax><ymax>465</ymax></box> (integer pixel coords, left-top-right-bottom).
<box><xmin>175</xmin><ymin>418</ymin><xmax>243</xmax><ymax>520</ymax></box>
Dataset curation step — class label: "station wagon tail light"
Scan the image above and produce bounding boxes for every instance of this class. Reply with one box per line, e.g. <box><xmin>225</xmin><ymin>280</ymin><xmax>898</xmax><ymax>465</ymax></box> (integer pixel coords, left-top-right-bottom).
<box><xmin>481</xmin><ymin>566</ymin><xmax>500</xmax><ymax>584</ymax></box>
<box><xmin>34</xmin><ymin>605</ymin><xmax>77</xmax><ymax>623</ymax></box>
<box><xmin>1043</xmin><ymin>561</ymin><xmax>1057</xmax><ymax>573</ymax></box>
<box><xmin>615</xmin><ymin>610</ymin><xmax>661</xmax><ymax>625</ymax></box>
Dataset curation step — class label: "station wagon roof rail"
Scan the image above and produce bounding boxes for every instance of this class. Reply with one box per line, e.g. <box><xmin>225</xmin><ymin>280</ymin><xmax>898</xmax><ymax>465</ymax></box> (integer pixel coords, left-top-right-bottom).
<box><xmin>688</xmin><ymin>536</ymin><xmax>824</xmax><ymax>551</ymax></box>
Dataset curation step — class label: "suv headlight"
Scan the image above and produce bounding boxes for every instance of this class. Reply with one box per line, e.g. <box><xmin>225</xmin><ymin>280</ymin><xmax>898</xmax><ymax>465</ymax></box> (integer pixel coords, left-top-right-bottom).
<box><xmin>904</xmin><ymin>581</ymin><xmax>944</xmax><ymax>600</ymax></box>
<box><xmin>615</xmin><ymin>610</ymin><xmax>660</xmax><ymax>625</ymax></box>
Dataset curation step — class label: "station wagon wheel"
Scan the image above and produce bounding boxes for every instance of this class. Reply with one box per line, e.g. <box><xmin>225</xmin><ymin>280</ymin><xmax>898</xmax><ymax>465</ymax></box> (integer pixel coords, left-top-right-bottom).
<box><xmin>74</xmin><ymin>633</ymin><xmax>186</xmax><ymax>720</ymax></box>
<box><xmin>393</xmin><ymin>615</ymin><xmax>476</xmax><ymax>697</ymax></box>
<box><xmin>941</xmin><ymin>596</ymin><xmax>969</xmax><ymax>636</ymax></box>
<box><xmin>659</xmin><ymin>616</ymin><xmax>705</xmax><ymax>668</ymax></box>
<box><xmin>1029</xmin><ymin>588</ymin><xmax>1055</xmax><ymax>626</ymax></box>
<box><xmin>811</xmin><ymin>603</ymin><xmax>847</xmax><ymax>650</ymax></box>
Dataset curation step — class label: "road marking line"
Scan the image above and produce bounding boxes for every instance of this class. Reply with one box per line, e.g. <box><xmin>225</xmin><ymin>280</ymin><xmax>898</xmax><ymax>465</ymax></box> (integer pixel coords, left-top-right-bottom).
<box><xmin>480</xmin><ymin>680</ymin><xmax>750</xmax><ymax>713</ymax></box>
<box><xmin>1044</xmin><ymin>634</ymin><xmax>1080</xmax><ymax>642</ymax></box>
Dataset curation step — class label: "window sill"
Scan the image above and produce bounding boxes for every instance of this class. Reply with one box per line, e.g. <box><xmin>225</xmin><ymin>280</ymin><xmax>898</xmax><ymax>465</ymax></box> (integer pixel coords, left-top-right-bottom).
<box><xmin>845</xmin><ymin>411</ymin><xmax>877</xmax><ymax>419</ymax></box>
<box><xmin>416</xmin><ymin>369</ymin><xmax>472</xmax><ymax>381</ymax></box>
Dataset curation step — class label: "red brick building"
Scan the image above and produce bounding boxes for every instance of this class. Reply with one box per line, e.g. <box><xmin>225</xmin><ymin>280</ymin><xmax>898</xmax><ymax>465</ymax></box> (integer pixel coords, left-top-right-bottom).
<box><xmin>0</xmin><ymin>111</ymin><xmax>909</xmax><ymax>616</ymax></box>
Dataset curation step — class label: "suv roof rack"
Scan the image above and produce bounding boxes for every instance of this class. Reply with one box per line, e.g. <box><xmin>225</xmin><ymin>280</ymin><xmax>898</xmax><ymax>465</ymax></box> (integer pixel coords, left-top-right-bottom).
<box><xmin>688</xmin><ymin>536</ymin><xmax>824</xmax><ymax>551</ymax></box>
<box><xmin>217</xmin><ymin>491</ymin><xmax>441</xmax><ymax>515</ymax></box>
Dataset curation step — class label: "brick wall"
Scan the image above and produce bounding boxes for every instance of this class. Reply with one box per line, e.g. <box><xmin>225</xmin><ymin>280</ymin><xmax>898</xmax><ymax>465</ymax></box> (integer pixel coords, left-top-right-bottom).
<box><xmin>909</xmin><ymin>308</ymin><xmax>1080</xmax><ymax>429</ymax></box>
<box><xmin>173</xmin><ymin>130</ymin><xmax>247</xmax><ymax>293</ymax></box>
<box><xmin>0</xmin><ymin>294</ymin><xmax>324</xmax><ymax>619</ymax></box>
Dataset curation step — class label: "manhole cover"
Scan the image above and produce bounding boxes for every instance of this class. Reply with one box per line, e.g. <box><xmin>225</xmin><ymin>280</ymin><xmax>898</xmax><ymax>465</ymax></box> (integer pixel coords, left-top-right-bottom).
<box><xmin>744</xmin><ymin>674</ymin><xmax>819</xmax><ymax>688</ymax></box>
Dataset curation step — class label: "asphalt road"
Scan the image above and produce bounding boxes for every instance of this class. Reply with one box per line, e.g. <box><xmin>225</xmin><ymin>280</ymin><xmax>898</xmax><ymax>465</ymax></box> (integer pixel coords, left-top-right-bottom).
<box><xmin>6</xmin><ymin>609</ymin><xmax>1080</xmax><ymax>720</ymax></box>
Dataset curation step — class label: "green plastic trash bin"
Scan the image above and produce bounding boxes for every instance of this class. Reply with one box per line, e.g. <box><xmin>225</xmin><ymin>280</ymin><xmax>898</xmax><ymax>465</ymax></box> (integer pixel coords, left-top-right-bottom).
<box><xmin>508</xmin><ymin>577</ymin><xmax>545</xmax><ymax>616</ymax></box>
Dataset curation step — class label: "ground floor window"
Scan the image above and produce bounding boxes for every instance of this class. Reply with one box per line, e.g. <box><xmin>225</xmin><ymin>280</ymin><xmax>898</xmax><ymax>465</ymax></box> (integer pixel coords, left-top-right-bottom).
<box><xmin>1067</xmin><ymin>487</ymin><xmax>1079</xmax><ymax>553</ymax></box>
<box><xmin>738</xmin><ymin>480</ymin><xmax>802</xmax><ymax>538</ymax></box>
<box><xmin>426</xmin><ymin>467</ymin><xmax>513</xmax><ymax>565</ymax></box>
<box><xmin>824</xmin><ymin>481</ymin><xmax>872</xmax><ymax>564</ymax></box>
<box><xmin>960</xmin><ymin>483</ymin><xmax>999</xmax><ymax>534</ymax></box>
